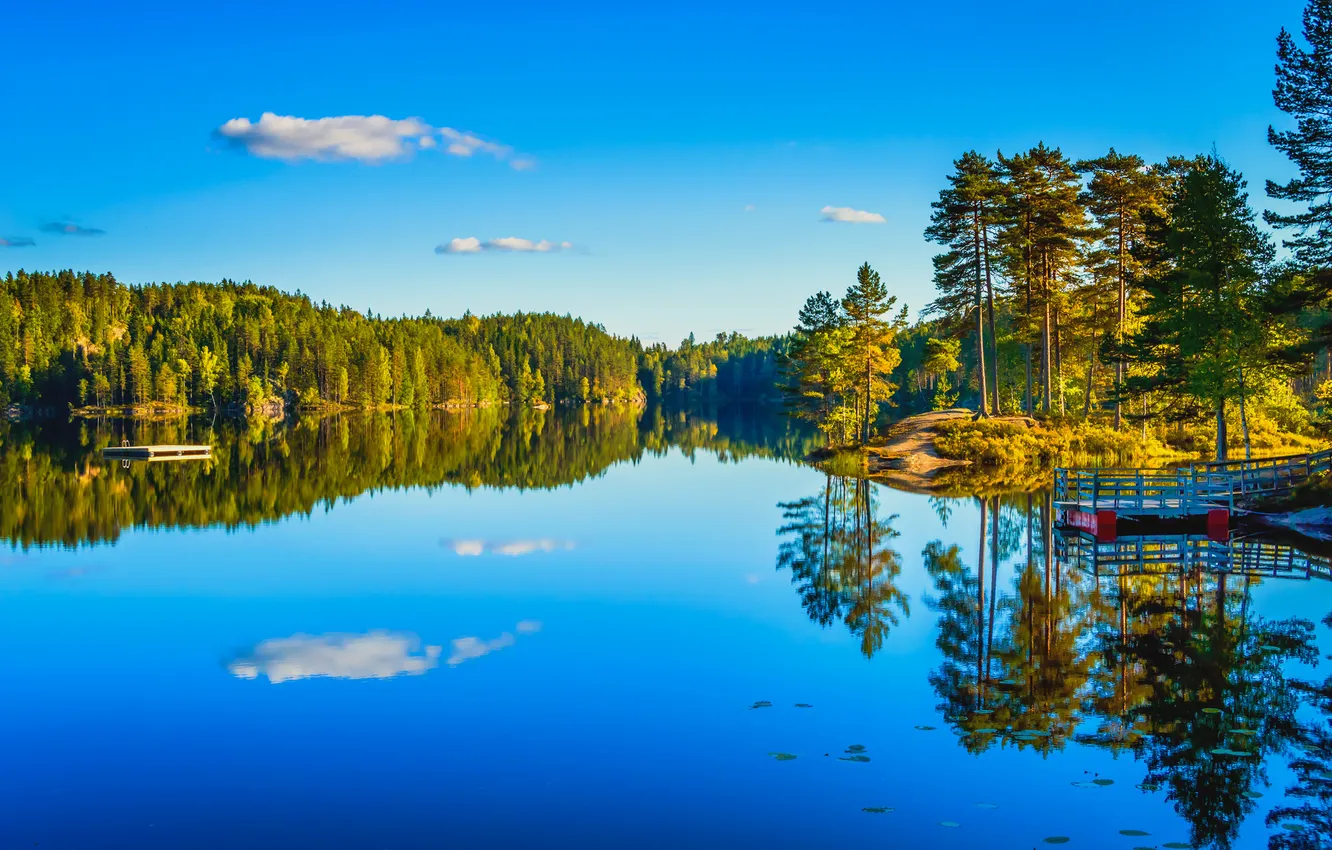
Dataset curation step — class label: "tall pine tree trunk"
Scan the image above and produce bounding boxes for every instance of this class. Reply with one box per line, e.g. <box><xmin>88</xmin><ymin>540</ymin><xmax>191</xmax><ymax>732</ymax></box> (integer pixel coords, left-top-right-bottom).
<box><xmin>1024</xmin><ymin>226</ymin><xmax>1034</xmax><ymax>416</ymax></box>
<box><xmin>1115</xmin><ymin>204</ymin><xmax>1126</xmax><ymax>431</ymax></box>
<box><xmin>982</xmin><ymin>220</ymin><xmax>1001</xmax><ymax>415</ymax></box>
<box><xmin>1215</xmin><ymin>399</ymin><xmax>1228</xmax><ymax>462</ymax></box>
<box><xmin>972</xmin><ymin>207</ymin><xmax>989</xmax><ymax>416</ymax></box>
<box><xmin>1041</xmin><ymin>286</ymin><xmax>1052</xmax><ymax>415</ymax></box>
<box><xmin>1238</xmin><ymin>362</ymin><xmax>1252</xmax><ymax>461</ymax></box>
<box><xmin>1084</xmin><ymin>315</ymin><xmax>1096</xmax><ymax>416</ymax></box>
<box><xmin>1054</xmin><ymin>304</ymin><xmax>1064</xmax><ymax>415</ymax></box>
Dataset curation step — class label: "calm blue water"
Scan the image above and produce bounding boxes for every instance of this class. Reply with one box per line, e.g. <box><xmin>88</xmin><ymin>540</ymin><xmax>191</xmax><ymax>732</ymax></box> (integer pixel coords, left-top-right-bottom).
<box><xmin>1</xmin><ymin>412</ymin><xmax>1329</xmax><ymax>849</ymax></box>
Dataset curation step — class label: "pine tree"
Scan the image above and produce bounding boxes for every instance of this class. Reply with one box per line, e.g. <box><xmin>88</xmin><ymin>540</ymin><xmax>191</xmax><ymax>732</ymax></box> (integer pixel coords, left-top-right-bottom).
<box><xmin>1078</xmin><ymin>149</ymin><xmax>1167</xmax><ymax>428</ymax></box>
<box><xmin>842</xmin><ymin>263</ymin><xmax>901</xmax><ymax>444</ymax></box>
<box><xmin>999</xmin><ymin>144</ymin><xmax>1086</xmax><ymax>414</ymax></box>
<box><xmin>924</xmin><ymin>152</ymin><xmax>1006</xmax><ymax>415</ymax></box>
<box><xmin>1125</xmin><ymin>155</ymin><xmax>1286</xmax><ymax>460</ymax></box>
<box><xmin>1268</xmin><ymin>0</ymin><xmax>1332</xmax><ymax>266</ymax></box>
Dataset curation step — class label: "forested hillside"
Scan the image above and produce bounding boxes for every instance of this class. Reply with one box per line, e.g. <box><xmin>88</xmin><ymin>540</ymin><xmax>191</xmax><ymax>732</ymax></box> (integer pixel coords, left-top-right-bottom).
<box><xmin>0</xmin><ymin>271</ymin><xmax>778</xmax><ymax>411</ymax></box>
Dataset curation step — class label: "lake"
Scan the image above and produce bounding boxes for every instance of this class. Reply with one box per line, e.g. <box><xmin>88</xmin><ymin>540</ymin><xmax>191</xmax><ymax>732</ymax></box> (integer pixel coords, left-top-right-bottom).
<box><xmin>2</xmin><ymin>407</ymin><xmax>1331</xmax><ymax>849</ymax></box>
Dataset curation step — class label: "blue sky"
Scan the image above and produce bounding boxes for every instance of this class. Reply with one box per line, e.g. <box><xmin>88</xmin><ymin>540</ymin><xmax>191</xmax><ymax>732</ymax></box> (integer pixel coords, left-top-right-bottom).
<box><xmin>0</xmin><ymin>0</ymin><xmax>1310</xmax><ymax>343</ymax></box>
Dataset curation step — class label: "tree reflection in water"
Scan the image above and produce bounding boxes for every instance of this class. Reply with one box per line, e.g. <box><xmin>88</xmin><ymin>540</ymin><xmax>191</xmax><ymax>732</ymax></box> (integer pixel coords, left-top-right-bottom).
<box><xmin>778</xmin><ymin>478</ymin><xmax>1331</xmax><ymax>850</ymax></box>
<box><xmin>775</xmin><ymin>472</ymin><xmax>907</xmax><ymax>658</ymax></box>
<box><xmin>0</xmin><ymin>406</ymin><xmax>818</xmax><ymax>549</ymax></box>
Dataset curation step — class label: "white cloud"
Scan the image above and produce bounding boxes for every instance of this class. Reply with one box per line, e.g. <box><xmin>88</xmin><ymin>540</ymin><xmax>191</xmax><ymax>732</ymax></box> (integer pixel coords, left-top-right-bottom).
<box><xmin>451</xmin><ymin>538</ymin><xmax>486</xmax><ymax>556</ymax></box>
<box><xmin>440</xmin><ymin>237</ymin><xmax>484</xmax><ymax>255</ymax></box>
<box><xmin>744</xmin><ymin>204</ymin><xmax>756</xmax><ymax>212</ymax></box>
<box><xmin>516</xmin><ymin>620</ymin><xmax>542</xmax><ymax>635</ymax></box>
<box><xmin>820</xmin><ymin>205</ymin><xmax>886</xmax><ymax>224</ymax></box>
<box><xmin>228</xmin><ymin>631</ymin><xmax>442</xmax><ymax>684</ymax></box>
<box><xmin>216</xmin><ymin>113</ymin><xmax>532</xmax><ymax>168</ymax></box>
<box><xmin>0</xmin><ymin>237</ymin><xmax>35</xmax><ymax>248</ymax></box>
<box><xmin>436</xmin><ymin>238</ymin><xmax>573</xmax><ymax>255</ymax></box>
<box><xmin>442</xmin><ymin>538</ymin><xmax>575</xmax><ymax>555</ymax></box>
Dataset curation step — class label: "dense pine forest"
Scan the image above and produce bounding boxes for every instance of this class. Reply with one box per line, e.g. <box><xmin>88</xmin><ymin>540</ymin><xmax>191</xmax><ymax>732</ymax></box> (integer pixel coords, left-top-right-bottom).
<box><xmin>0</xmin><ymin>271</ymin><xmax>783</xmax><ymax>412</ymax></box>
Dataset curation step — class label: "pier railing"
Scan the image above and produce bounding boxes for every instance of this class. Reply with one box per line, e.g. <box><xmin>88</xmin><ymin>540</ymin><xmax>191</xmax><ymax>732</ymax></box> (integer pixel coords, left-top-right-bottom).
<box><xmin>1054</xmin><ymin>448</ymin><xmax>1332</xmax><ymax>517</ymax></box>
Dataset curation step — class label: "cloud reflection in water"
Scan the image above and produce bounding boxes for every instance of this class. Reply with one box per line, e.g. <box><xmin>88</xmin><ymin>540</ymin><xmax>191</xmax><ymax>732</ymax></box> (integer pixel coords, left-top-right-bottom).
<box><xmin>229</xmin><ymin>622</ymin><xmax>543</xmax><ymax>683</ymax></box>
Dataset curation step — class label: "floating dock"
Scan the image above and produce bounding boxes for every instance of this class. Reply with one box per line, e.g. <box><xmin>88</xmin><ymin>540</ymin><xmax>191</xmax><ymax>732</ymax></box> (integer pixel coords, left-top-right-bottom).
<box><xmin>1054</xmin><ymin>449</ymin><xmax>1332</xmax><ymax>541</ymax></box>
<box><xmin>101</xmin><ymin>444</ymin><xmax>212</xmax><ymax>460</ymax></box>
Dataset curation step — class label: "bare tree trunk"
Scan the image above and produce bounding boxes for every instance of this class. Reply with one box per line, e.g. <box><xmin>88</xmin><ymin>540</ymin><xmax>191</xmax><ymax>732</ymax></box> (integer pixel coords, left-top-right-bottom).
<box><xmin>1215</xmin><ymin>399</ymin><xmax>1228</xmax><ymax>462</ymax></box>
<box><xmin>982</xmin><ymin>220</ymin><xmax>1001</xmax><ymax>415</ymax></box>
<box><xmin>1042</xmin><ymin>302</ymin><xmax>1053</xmax><ymax>414</ymax></box>
<box><xmin>973</xmin><ymin>206</ymin><xmax>989</xmax><ymax>417</ymax></box>
<box><xmin>1238</xmin><ymin>363</ymin><xmax>1252</xmax><ymax>461</ymax></box>
<box><xmin>1115</xmin><ymin>203</ymin><xmax>1126</xmax><ymax>431</ymax></box>
<box><xmin>1084</xmin><ymin>303</ymin><xmax>1096</xmax><ymax>416</ymax></box>
<box><xmin>1054</xmin><ymin>304</ymin><xmax>1065</xmax><ymax>415</ymax></box>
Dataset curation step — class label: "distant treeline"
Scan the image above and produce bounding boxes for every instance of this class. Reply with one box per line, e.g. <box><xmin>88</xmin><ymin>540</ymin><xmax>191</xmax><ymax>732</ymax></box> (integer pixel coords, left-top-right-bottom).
<box><xmin>0</xmin><ymin>270</ymin><xmax>783</xmax><ymax>411</ymax></box>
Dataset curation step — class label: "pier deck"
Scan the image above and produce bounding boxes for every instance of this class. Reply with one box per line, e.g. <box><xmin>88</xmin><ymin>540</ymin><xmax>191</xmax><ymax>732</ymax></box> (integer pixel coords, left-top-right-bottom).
<box><xmin>1055</xmin><ymin>449</ymin><xmax>1332</xmax><ymax>520</ymax></box>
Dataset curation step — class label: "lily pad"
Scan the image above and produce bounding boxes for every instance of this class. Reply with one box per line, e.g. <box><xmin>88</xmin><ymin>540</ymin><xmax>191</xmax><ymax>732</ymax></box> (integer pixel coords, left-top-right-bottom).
<box><xmin>839</xmin><ymin>754</ymin><xmax>871</xmax><ymax>763</ymax></box>
<box><xmin>845</xmin><ymin>744</ymin><xmax>867</xmax><ymax>753</ymax></box>
<box><xmin>767</xmin><ymin>752</ymin><xmax>797</xmax><ymax>761</ymax></box>
<box><xmin>939</xmin><ymin>821</ymin><xmax>959</xmax><ymax>828</ymax></box>
<box><xmin>914</xmin><ymin>725</ymin><xmax>936</xmax><ymax>731</ymax></box>
<box><xmin>750</xmin><ymin>701</ymin><xmax>772</xmax><ymax>709</ymax></box>
<box><xmin>1092</xmin><ymin>778</ymin><xmax>1114</xmax><ymax>786</ymax></box>
<box><xmin>1243</xmin><ymin>790</ymin><xmax>1264</xmax><ymax>799</ymax></box>
<box><xmin>1163</xmin><ymin>844</ymin><xmax>1192</xmax><ymax>849</ymax></box>
<box><xmin>1071</xmin><ymin>781</ymin><xmax>1100</xmax><ymax>788</ymax></box>
<box><xmin>1119</xmin><ymin>829</ymin><xmax>1150</xmax><ymax>836</ymax></box>
<box><xmin>862</xmin><ymin>807</ymin><xmax>893</xmax><ymax>814</ymax></box>
<box><xmin>1201</xmin><ymin>707</ymin><xmax>1222</xmax><ymax>715</ymax></box>
<box><xmin>1283</xmin><ymin>823</ymin><xmax>1305</xmax><ymax>832</ymax></box>
<box><xmin>1262</xmin><ymin>644</ymin><xmax>1282</xmax><ymax>651</ymax></box>
<box><xmin>1137</xmin><ymin>783</ymin><xmax>1160</xmax><ymax>791</ymax></box>
<box><xmin>972</xmin><ymin>709</ymin><xmax>994</xmax><ymax>716</ymax></box>
<box><xmin>974</xmin><ymin>727</ymin><xmax>999</xmax><ymax>734</ymax></box>
<box><xmin>794</xmin><ymin>703</ymin><xmax>813</xmax><ymax>708</ymax></box>
<box><xmin>1043</xmin><ymin>838</ymin><xmax>1070</xmax><ymax>844</ymax></box>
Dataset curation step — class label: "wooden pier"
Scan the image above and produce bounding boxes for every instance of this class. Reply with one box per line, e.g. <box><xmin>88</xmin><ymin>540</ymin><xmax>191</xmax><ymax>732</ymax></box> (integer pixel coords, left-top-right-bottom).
<box><xmin>1054</xmin><ymin>449</ymin><xmax>1332</xmax><ymax>540</ymax></box>
<box><xmin>101</xmin><ymin>444</ymin><xmax>212</xmax><ymax>460</ymax></box>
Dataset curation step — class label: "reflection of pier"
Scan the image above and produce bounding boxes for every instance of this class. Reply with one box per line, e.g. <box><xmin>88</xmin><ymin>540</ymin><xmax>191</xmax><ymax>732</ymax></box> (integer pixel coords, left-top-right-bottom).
<box><xmin>102</xmin><ymin>444</ymin><xmax>212</xmax><ymax>460</ymax></box>
<box><xmin>1057</xmin><ymin>529</ymin><xmax>1332</xmax><ymax>581</ymax></box>
<box><xmin>1054</xmin><ymin>449</ymin><xmax>1332</xmax><ymax>538</ymax></box>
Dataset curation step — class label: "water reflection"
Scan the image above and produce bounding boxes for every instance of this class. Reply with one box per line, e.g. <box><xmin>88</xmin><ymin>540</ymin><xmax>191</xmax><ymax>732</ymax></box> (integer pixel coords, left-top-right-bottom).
<box><xmin>228</xmin><ymin>631</ymin><xmax>444</xmax><ymax>684</ymax></box>
<box><xmin>776</xmin><ymin>477</ymin><xmax>1332</xmax><ymax>849</ymax></box>
<box><xmin>775</xmin><ymin>472</ymin><xmax>907</xmax><ymax>659</ymax></box>
<box><xmin>0</xmin><ymin>406</ymin><xmax>817</xmax><ymax>549</ymax></box>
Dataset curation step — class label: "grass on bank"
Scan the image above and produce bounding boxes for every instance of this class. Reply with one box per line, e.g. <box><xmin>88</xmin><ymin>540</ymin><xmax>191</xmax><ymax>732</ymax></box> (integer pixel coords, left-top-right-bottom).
<box><xmin>933</xmin><ymin>415</ymin><xmax>1327</xmax><ymax>470</ymax></box>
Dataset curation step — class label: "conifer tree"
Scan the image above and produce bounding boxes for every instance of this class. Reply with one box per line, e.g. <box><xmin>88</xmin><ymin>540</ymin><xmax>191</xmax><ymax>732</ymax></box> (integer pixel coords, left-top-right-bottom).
<box><xmin>1125</xmin><ymin>155</ymin><xmax>1289</xmax><ymax>460</ymax></box>
<box><xmin>1268</xmin><ymin>0</ymin><xmax>1332</xmax><ymax>266</ymax></box>
<box><xmin>999</xmin><ymin>144</ymin><xmax>1085</xmax><ymax>414</ymax></box>
<box><xmin>924</xmin><ymin>151</ymin><xmax>1005</xmax><ymax>415</ymax></box>
<box><xmin>1078</xmin><ymin>149</ymin><xmax>1166</xmax><ymax>428</ymax></box>
<box><xmin>842</xmin><ymin>263</ymin><xmax>901</xmax><ymax>444</ymax></box>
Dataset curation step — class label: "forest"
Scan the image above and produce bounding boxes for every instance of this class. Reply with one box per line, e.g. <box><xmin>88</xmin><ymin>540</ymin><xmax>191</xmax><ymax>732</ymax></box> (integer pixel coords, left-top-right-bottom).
<box><xmin>0</xmin><ymin>271</ymin><xmax>782</xmax><ymax>412</ymax></box>
<box><xmin>784</xmin><ymin>0</ymin><xmax>1332</xmax><ymax>461</ymax></box>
